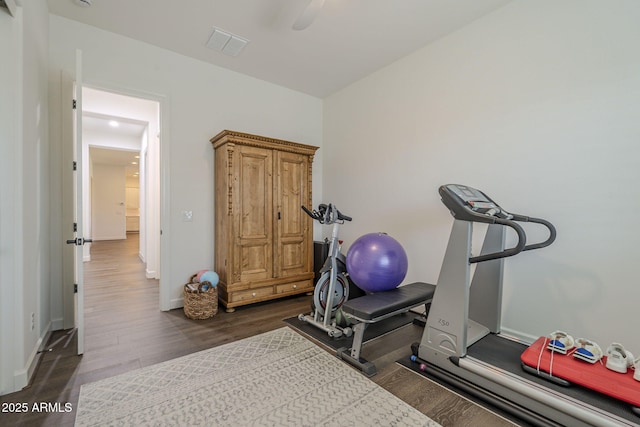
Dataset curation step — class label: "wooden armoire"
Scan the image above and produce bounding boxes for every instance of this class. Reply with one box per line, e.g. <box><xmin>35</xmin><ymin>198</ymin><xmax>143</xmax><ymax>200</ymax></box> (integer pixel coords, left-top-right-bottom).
<box><xmin>211</xmin><ymin>130</ymin><xmax>319</xmax><ymax>312</ymax></box>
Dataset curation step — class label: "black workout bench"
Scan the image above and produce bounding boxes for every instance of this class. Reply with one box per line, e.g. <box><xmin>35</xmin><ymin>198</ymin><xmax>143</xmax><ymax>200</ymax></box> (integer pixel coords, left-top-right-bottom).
<box><xmin>337</xmin><ymin>281</ymin><xmax>436</xmax><ymax>376</ymax></box>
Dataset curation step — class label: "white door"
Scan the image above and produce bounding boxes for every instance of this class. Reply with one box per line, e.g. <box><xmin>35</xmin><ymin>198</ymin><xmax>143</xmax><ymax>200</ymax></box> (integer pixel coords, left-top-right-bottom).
<box><xmin>65</xmin><ymin>50</ymin><xmax>88</xmax><ymax>355</ymax></box>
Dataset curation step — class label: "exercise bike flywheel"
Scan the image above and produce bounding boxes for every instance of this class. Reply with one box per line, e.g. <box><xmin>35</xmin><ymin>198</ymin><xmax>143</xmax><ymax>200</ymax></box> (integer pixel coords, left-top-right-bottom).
<box><xmin>313</xmin><ymin>271</ymin><xmax>349</xmax><ymax>317</ymax></box>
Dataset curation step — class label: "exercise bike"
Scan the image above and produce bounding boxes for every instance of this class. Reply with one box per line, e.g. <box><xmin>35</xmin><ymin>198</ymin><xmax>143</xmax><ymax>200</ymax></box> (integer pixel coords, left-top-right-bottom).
<box><xmin>411</xmin><ymin>184</ymin><xmax>638</xmax><ymax>427</ymax></box>
<box><xmin>298</xmin><ymin>203</ymin><xmax>362</xmax><ymax>338</ymax></box>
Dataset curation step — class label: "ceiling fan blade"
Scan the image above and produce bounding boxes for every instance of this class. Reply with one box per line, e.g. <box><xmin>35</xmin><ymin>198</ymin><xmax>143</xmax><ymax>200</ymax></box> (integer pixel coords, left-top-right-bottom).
<box><xmin>292</xmin><ymin>0</ymin><xmax>325</xmax><ymax>31</ymax></box>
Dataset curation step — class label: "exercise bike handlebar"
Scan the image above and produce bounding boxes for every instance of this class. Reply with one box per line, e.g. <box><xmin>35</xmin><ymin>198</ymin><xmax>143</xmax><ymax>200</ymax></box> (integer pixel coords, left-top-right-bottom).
<box><xmin>338</xmin><ymin>211</ymin><xmax>353</xmax><ymax>222</ymax></box>
<box><xmin>301</xmin><ymin>204</ymin><xmax>352</xmax><ymax>224</ymax></box>
<box><xmin>301</xmin><ymin>205</ymin><xmax>319</xmax><ymax>219</ymax></box>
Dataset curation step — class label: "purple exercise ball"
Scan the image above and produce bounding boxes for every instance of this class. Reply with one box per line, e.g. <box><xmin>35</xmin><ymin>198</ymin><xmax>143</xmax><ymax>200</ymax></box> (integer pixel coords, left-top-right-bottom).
<box><xmin>346</xmin><ymin>232</ymin><xmax>408</xmax><ymax>293</ymax></box>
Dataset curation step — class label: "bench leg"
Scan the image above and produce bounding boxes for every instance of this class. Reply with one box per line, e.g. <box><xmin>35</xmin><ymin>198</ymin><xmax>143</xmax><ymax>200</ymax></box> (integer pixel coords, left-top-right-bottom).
<box><xmin>336</xmin><ymin>322</ymin><xmax>377</xmax><ymax>377</ymax></box>
<box><xmin>350</xmin><ymin>322</ymin><xmax>366</xmax><ymax>359</ymax></box>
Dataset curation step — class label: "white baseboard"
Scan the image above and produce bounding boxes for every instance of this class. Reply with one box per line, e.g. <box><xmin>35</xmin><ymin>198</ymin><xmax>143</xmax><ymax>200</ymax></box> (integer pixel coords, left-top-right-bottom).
<box><xmin>13</xmin><ymin>322</ymin><xmax>52</xmax><ymax>393</ymax></box>
<box><xmin>170</xmin><ymin>297</ymin><xmax>184</xmax><ymax>310</ymax></box>
<box><xmin>500</xmin><ymin>326</ymin><xmax>537</xmax><ymax>346</ymax></box>
<box><xmin>51</xmin><ymin>317</ymin><xmax>64</xmax><ymax>331</ymax></box>
<box><xmin>410</xmin><ymin>306</ymin><xmax>428</xmax><ymax>315</ymax></box>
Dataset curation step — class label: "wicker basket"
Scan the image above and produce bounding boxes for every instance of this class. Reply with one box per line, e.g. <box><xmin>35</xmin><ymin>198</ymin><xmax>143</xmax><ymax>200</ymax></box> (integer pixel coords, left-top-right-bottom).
<box><xmin>183</xmin><ymin>274</ymin><xmax>218</xmax><ymax>320</ymax></box>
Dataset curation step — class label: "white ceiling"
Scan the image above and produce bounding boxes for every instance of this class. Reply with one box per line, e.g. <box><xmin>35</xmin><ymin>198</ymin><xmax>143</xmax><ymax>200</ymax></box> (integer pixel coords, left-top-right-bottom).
<box><xmin>84</xmin><ymin>114</ymin><xmax>145</xmax><ymax>178</ymax></box>
<box><xmin>83</xmin><ymin>114</ymin><xmax>146</xmax><ymax>139</ymax></box>
<box><xmin>89</xmin><ymin>145</ymin><xmax>140</xmax><ymax>170</ymax></box>
<box><xmin>89</xmin><ymin>144</ymin><xmax>141</xmax><ymax>179</ymax></box>
<box><xmin>48</xmin><ymin>0</ymin><xmax>512</xmax><ymax>98</ymax></box>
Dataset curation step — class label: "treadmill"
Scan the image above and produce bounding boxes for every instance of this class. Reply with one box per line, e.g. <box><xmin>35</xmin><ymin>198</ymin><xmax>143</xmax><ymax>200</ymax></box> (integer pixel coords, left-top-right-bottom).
<box><xmin>411</xmin><ymin>184</ymin><xmax>639</xmax><ymax>427</ymax></box>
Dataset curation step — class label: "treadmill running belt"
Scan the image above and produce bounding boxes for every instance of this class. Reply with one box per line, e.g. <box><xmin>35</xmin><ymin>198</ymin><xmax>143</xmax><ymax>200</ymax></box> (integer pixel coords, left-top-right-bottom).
<box><xmin>467</xmin><ymin>334</ymin><xmax>638</xmax><ymax>424</ymax></box>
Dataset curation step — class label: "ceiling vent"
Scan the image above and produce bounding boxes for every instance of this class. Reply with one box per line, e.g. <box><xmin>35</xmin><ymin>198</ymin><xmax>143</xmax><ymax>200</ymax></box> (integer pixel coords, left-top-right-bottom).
<box><xmin>0</xmin><ymin>0</ymin><xmax>17</xmax><ymax>16</ymax></box>
<box><xmin>206</xmin><ymin>27</ymin><xmax>249</xmax><ymax>57</ymax></box>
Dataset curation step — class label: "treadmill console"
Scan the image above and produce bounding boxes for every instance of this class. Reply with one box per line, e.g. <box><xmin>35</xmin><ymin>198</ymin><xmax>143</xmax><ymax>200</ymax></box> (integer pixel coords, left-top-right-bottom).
<box><xmin>439</xmin><ymin>184</ymin><xmax>512</xmax><ymax>223</ymax></box>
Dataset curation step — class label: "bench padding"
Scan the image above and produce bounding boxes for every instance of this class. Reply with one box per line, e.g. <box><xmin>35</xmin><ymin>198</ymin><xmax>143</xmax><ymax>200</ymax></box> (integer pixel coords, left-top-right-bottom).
<box><xmin>341</xmin><ymin>282</ymin><xmax>436</xmax><ymax>321</ymax></box>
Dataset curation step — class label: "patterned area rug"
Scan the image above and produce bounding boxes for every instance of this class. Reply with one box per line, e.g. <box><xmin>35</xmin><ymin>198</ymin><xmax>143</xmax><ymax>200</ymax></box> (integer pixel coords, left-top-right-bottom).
<box><xmin>76</xmin><ymin>327</ymin><xmax>440</xmax><ymax>426</ymax></box>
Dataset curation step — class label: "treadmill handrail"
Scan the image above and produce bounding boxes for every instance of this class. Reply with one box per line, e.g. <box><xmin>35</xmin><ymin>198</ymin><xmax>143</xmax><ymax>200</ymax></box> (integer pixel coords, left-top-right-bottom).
<box><xmin>524</xmin><ymin>216</ymin><xmax>556</xmax><ymax>251</ymax></box>
<box><xmin>508</xmin><ymin>213</ymin><xmax>557</xmax><ymax>251</ymax></box>
<box><xmin>469</xmin><ymin>216</ymin><xmax>556</xmax><ymax>263</ymax></box>
<box><xmin>469</xmin><ymin>218</ymin><xmax>526</xmax><ymax>263</ymax></box>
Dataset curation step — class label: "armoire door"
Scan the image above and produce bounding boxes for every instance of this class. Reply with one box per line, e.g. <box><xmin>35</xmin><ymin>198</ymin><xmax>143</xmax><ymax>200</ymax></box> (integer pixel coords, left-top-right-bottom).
<box><xmin>274</xmin><ymin>150</ymin><xmax>311</xmax><ymax>278</ymax></box>
<box><xmin>233</xmin><ymin>145</ymin><xmax>273</xmax><ymax>283</ymax></box>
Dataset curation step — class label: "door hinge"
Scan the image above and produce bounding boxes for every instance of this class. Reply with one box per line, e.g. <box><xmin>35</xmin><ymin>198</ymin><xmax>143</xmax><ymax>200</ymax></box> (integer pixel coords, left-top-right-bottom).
<box><xmin>74</xmin><ymin>284</ymin><xmax>78</xmax><ymax>293</ymax></box>
<box><xmin>72</xmin><ymin>99</ymin><xmax>77</xmax><ymax>109</ymax></box>
<box><xmin>73</xmin><ymin>161</ymin><xmax>77</xmax><ymax>171</ymax></box>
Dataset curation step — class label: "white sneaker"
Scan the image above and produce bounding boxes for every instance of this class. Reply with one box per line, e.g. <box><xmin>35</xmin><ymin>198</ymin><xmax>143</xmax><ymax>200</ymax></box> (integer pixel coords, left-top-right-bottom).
<box><xmin>547</xmin><ymin>330</ymin><xmax>575</xmax><ymax>354</ymax></box>
<box><xmin>605</xmin><ymin>343</ymin><xmax>634</xmax><ymax>374</ymax></box>
<box><xmin>573</xmin><ymin>338</ymin><xmax>603</xmax><ymax>364</ymax></box>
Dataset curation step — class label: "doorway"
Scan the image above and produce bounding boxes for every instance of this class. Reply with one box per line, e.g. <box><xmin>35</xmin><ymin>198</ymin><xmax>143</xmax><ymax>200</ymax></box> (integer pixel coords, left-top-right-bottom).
<box><xmin>81</xmin><ymin>86</ymin><xmax>162</xmax><ymax>289</ymax></box>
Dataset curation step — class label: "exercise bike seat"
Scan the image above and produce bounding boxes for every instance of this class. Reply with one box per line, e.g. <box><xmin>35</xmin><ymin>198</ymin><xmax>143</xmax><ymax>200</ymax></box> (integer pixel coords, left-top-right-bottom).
<box><xmin>341</xmin><ymin>282</ymin><xmax>436</xmax><ymax>322</ymax></box>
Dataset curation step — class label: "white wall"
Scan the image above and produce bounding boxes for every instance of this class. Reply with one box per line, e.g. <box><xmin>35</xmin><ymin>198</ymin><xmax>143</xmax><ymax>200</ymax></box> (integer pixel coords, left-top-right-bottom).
<box><xmin>48</xmin><ymin>15</ymin><xmax>323</xmax><ymax>311</ymax></box>
<box><xmin>0</xmin><ymin>0</ymin><xmax>50</xmax><ymax>395</ymax></box>
<box><xmin>0</xmin><ymin>5</ymin><xmax>22</xmax><ymax>396</ymax></box>
<box><xmin>21</xmin><ymin>0</ymin><xmax>51</xmax><ymax>384</ymax></box>
<box><xmin>323</xmin><ymin>0</ymin><xmax>640</xmax><ymax>350</ymax></box>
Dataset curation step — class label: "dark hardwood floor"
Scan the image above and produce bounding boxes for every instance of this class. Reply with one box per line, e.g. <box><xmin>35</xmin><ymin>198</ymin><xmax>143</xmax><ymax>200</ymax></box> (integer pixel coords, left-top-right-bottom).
<box><xmin>1</xmin><ymin>235</ymin><xmax>518</xmax><ymax>426</ymax></box>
